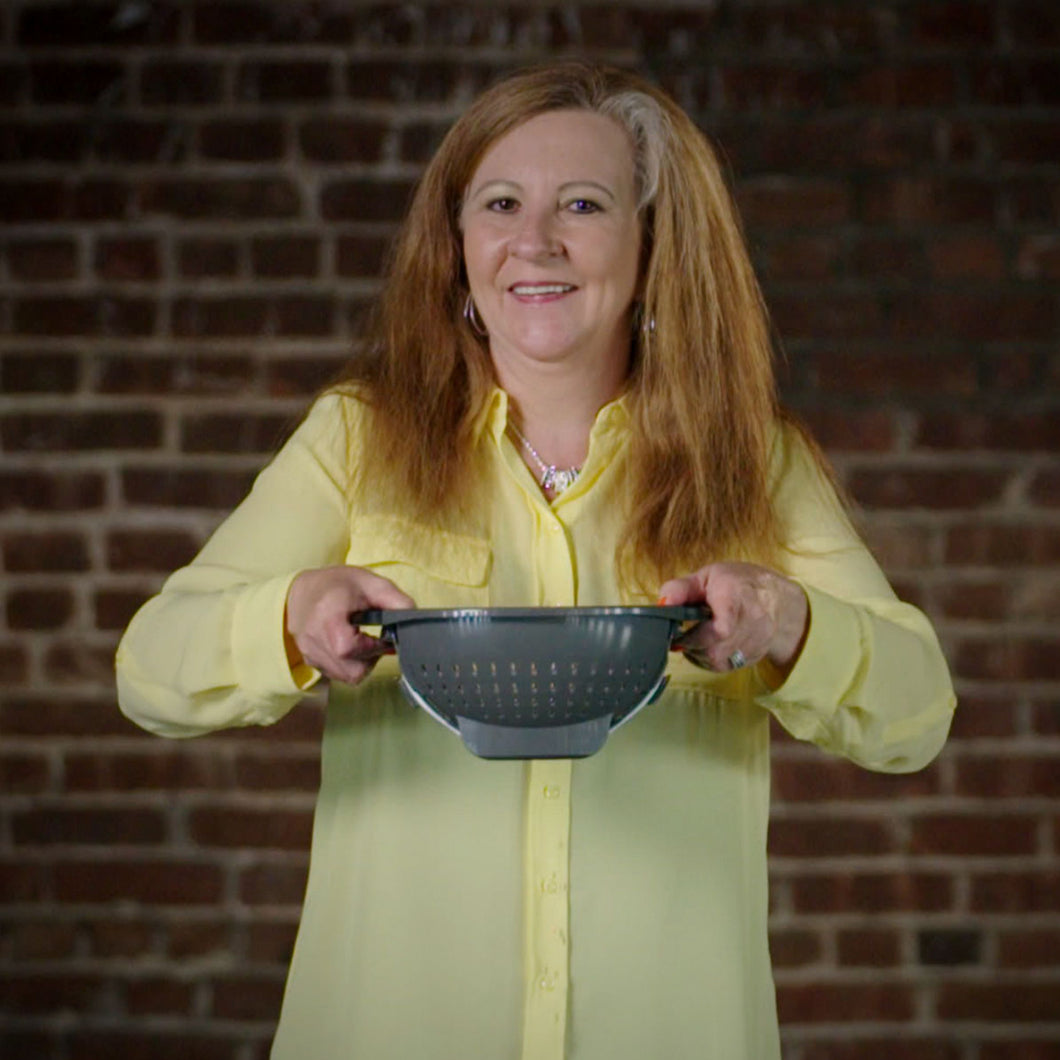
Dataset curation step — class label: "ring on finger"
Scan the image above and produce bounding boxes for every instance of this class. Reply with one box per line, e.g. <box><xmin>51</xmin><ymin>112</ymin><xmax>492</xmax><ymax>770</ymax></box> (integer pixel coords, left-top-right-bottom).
<box><xmin>727</xmin><ymin>649</ymin><xmax>748</xmax><ymax>671</ymax></box>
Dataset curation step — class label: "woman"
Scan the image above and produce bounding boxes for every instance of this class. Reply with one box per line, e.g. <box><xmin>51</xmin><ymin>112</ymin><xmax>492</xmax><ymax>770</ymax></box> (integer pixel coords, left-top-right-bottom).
<box><xmin>116</xmin><ymin>61</ymin><xmax>956</xmax><ymax>1060</ymax></box>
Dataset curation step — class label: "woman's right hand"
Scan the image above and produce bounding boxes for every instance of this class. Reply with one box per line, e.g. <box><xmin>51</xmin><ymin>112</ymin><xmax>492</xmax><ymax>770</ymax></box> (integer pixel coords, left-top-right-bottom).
<box><xmin>284</xmin><ymin>566</ymin><xmax>415</xmax><ymax>686</ymax></box>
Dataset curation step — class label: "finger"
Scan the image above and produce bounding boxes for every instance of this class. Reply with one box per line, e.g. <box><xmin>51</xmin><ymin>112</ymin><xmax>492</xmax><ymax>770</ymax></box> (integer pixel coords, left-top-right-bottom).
<box><xmin>347</xmin><ymin>567</ymin><xmax>416</xmax><ymax>611</ymax></box>
<box><xmin>657</xmin><ymin>573</ymin><xmax>707</xmax><ymax>606</ymax></box>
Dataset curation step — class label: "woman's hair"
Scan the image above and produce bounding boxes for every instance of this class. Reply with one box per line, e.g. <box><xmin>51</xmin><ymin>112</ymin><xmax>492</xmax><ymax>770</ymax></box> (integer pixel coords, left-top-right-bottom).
<box><xmin>338</xmin><ymin>60</ymin><xmax>784</xmax><ymax>593</ymax></box>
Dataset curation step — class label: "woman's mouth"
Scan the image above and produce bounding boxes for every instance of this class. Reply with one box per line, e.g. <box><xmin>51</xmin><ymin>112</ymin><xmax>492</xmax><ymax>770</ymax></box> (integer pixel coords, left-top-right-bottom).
<box><xmin>509</xmin><ymin>283</ymin><xmax>576</xmax><ymax>297</ymax></box>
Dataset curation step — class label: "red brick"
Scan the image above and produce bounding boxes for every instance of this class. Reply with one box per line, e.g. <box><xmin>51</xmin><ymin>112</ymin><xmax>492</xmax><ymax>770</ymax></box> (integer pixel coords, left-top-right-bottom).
<box><xmin>250</xmin><ymin>235</ymin><xmax>320</xmax><ymax>278</ymax></box>
<box><xmin>995</xmin><ymin>118</ymin><xmax>1060</xmax><ymax>165</ymax></box>
<box><xmin>140</xmin><ymin>178</ymin><xmax>300</xmax><ymax>220</ymax></box>
<box><xmin>0</xmin><ymin>972</ymin><xmax>102</xmax><ymax>1014</ymax></box>
<box><xmin>73</xmin><ymin>178</ymin><xmax>133</xmax><ymax>221</ymax></box>
<box><xmin>770</xmin><ymin>291</ymin><xmax>883</xmax><ymax>340</ymax></box>
<box><xmin>234</xmin><ymin>752</ymin><xmax>320</xmax><ymax>792</ymax></box>
<box><xmin>6</xmin><ymin>587</ymin><xmax>75</xmax><ymax>631</ymax></box>
<box><xmin>179</xmin><ymin>412</ymin><xmax>293</xmax><ymax>454</ymax></box>
<box><xmin>771</xmin><ymin>756</ymin><xmax>940</xmax><ymax>802</ymax></box>
<box><xmin>264</xmin><ymin>354</ymin><xmax>348</xmax><ymax>397</ymax></box>
<box><xmin>934</xmin><ymin>579</ymin><xmax>1010</xmax><ymax>620</ymax></box>
<box><xmin>167</xmin><ymin>919</ymin><xmax>232</xmax><ymax>959</ymax></box>
<box><xmin>1</xmin><ymin>351</ymin><xmax>80</xmax><ymax>393</ymax></box>
<box><xmin>7</xmin><ymin>919</ymin><xmax>78</xmax><ymax>960</ymax></box>
<box><xmin>54</xmin><ymin>860</ymin><xmax>224</xmax><ymax>905</ymax></box>
<box><xmin>6</xmin><ymin>237</ymin><xmax>79</xmax><ymax>281</ymax></box>
<box><xmin>199</xmin><ymin>118</ymin><xmax>286</xmax><ymax>162</ymax></box>
<box><xmin>777</xmin><ymin>982</ymin><xmax>915</xmax><ymax>1023</ymax></box>
<box><xmin>789</xmin><ymin>407</ymin><xmax>897</xmax><ymax>452</ymax></box>
<box><xmin>910</xmin><ymin>813</ymin><xmax>1038</xmax><ymax>856</ymax></box>
<box><xmin>936</xmin><ymin>982</ymin><xmax>1060</xmax><ymax>1021</ymax></box>
<box><xmin>809</xmin><ymin>350</ymin><xmax>977</xmax><ymax>395</ymax></box>
<box><xmin>0</xmin><ymin>179</ymin><xmax>66</xmax><ymax>223</ymax></box>
<box><xmin>172</xmin><ymin>295</ymin><xmax>334</xmax><ymax>338</ymax></box>
<box><xmin>928</xmin><ymin>234</ymin><xmax>1006</xmax><ymax>279</ymax></box>
<box><xmin>0</xmin><ymin>694</ymin><xmax>141</xmax><ymax>737</ymax></box>
<box><xmin>1031</xmin><ymin>700</ymin><xmax>1060</xmax><ymax>735</ymax></box>
<box><xmin>847</xmin><ymin>233</ymin><xmax>924</xmax><ymax>279</ymax></box>
<box><xmin>3</xmin><ymin>530</ymin><xmax>90</xmax><ymax>572</ymax></box>
<box><xmin>978</xmin><ymin>1045</ymin><xmax>1060</xmax><ymax>1060</ymax></box>
<box><xmin>917</xmin><ymin>928</ymin><xmax>981</xmax><ymax>966</ymax></box>
<box><xmin>770</xmin><ymin>816</ymin><xmax>898</xmax><ymax>858</ymax></box>
<box><xmin>954</xmin><ymin>753</ymin><xmax>1060</xmax><ymax>797</ymax></box>
<box><xmin>911</xmin><ymin>2</ymin><xmax>996</xmax><ymax>45</ymax></box>
<box><xmin>66</xmin><ymin>1030</ymin><xmax>241</xmax><ymax>1060</ymax></box>
<box><xmin>125</xmin><ymin>977</ymin><xmax>195</xmax><ymax>1015</ymax></box>
<box><xmin>12</xmin><ymin>296</ymin><xmax>156</xmax><ymax>337</ymax></box>
<box><xmin>238</xmin><ymin>861</ymin><xmax>310</xmax><ymax>906</ymax></box>
<box><xmin>0</xmin><ymin>861</ymin><xmax>49</xmax><ymax>902</ymax></box>
<box><xmin>946</xmin><ymin>524</ymin><xmax>1060</xmax><ymax>566</ymax></box>
<box><xmin>94</xmin><ymin>587</ymin><xmax>152</xmax><ymax>631</ymax></box>
<box><xmin>237</xmin><ymin>60</ymin><xmax>334</xmax><ymax>102</ymax></box>
<box><xmin>300</xmin><ymin>117</ymin><xmax>387</xmax><ymax>163</ymax></box>
<box><xmin>1030</xmin><ymin>467</ymin><xmax>1060</xmax><ymax>506</ymax></box>
<box><xmin>99</xmin><ymin>352</ymin><xmax>254</xmax><ymax>395</ymax></box>
<box><xmin>0</xmin><ymin>750</ymin><xmax>49</xmax><ymax>792</ymax></box>
<box><xmin>188</xmin><ymin>806</ymin><xmax>313</xmax><ymax>850</ymax></box>
<box><xmin>1</xmin><ymin>118</ymin><xmax>88</xmax><ymax>163</ymax></box>
<box><xmin>955</xmin><ymin>636</ymin><xmax>1060</xmax><ymax>681</ymax></box>
<box><xmin>121</xmin><ymin>466</ymin><xmax>255</xmax><ymax>510</ymax></box>
<box><xmin>971</xmin><ymin>870</ymin><xmax>1060</xmax><ymax>912</ymax></box>
<box><xmin>12</xmin><ymin>807</ymin><xmax>167</xmax><ymax>846</ymax></box>
<box><xmin>95</xmin><ymin>119</ymin><xmax>179</xmax><ymax>164</ymax></box>
<box><xmin>28</xmin><ymin>59</ymin><xmax>128</xmax><ymax>105</ymax></box>
<box><xmin>320</xmin><ymin>178</ymin><xmax>416</xmax><ymax>223</ymax></box>
<box><xmin>1017</xmin><ymin>234</ymin><xmax>1060</xmax><ymax>280</ymax></box>
<box><xmin>998</xmin><ymin>928</ymin><xmax>1060</xmax><ymax>968</ymax></box>
<box><xmin>790</xmin><ymin>872</ymin><xmax>954</xmax><ymax>913</ymax></box>
<box><xmin>177</xmin><ymin>238</ymin><xmax>240</xmax><ymax>278</ymax></box>
<box><xmin>210</xmin><ymin>973</ymin><xmax>286</xmax><ymax>1020</ymax></box>
<box><xmin>93</xmin><ymin>236</ymin><xmax>161</xmax><ymax>282</ymax></box>
<box><xmin>65</xmin><ymin>747</ymin><xmax>233</xmax><ymax>792</ymax></box>
<box><xmin>17</xmin><ymin>5</ymin><xmax>178</xmax><ymax>46</ymax></box>
<box><xmin>106</xmin><ymin>528</ymin><xmax>201</xmax><ymax>572</ymax></box>
<box><xmin>837</xmin><ymin>928</ymin><xmax>902</xmax><ymax>967</ymax></box>
<box><xmin>42</xmin><ymin>640</ymin><xmax>118</xmax><ymax>685</ymax></box>
<box><xmin>797</xmin><ymin>1043</ymin><xmax>961</xmax><ymax>1060</ymax></box>
<box><xmin>0</xmin><ymin>641</ymin><xmax>29</xmax><ymax>684</ymax></box>
<box><xmin>86</xmin><ymin>918</ymin><xmax>154</xmax><ymax>958</ymax></box>
<box><xmin>851</xmin><ymin>63</ymin><xmax>957</xmax><ymax>107</ymax></box>
<box><xmin>915</xmin><ymin>411</ymin><xmax>1060</xmax><ymax>451</ymax></box>
<box><xmin>860</xmin><ymin>176</ymin><xmax>996</xmax><ymax>226</ymax></box>
<box><xmin>141</xmin><ymin>60</ymin><xmax>225</xmax><ymax>105</ymax></box>
<box><xmin>245</xmin><ymin>917</ymin><xmax>299</xmax><ymax>962</ymax></box>
<box><xmin>849</xmin><ymin>467</ymin><xmax>1009</xmax><ymax>510</ymax></box>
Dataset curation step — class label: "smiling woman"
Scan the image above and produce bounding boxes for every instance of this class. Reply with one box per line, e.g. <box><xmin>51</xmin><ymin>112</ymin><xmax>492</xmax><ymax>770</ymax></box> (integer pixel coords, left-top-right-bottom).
<box><xmin>115</xmin><ymin>60</ymin><xmax>956</xmax><ymax>1060</ymax></box>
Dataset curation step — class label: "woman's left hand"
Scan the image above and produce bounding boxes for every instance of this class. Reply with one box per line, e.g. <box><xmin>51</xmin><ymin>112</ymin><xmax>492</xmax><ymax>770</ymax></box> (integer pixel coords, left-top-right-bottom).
<box><xmin>659</xmin><ymin>562</ymin><xmax>809</xmax><ymax>674</ymax></box>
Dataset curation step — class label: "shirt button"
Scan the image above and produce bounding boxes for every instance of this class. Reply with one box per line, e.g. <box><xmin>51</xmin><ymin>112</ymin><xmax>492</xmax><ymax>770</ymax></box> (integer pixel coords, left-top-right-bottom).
<box><xmin>542</xmin><ymin>874</ymin><xmax>559</xmax><ymax>894</ymax></box>
<box><xmin>543</xmin><ymin>785</ymin><xmax>560</xmax><ymax>799</ymax></box>
<box><xmin>538</xmin><ymin>972</ymin><xmax>557</xmax><ymax>992</ymax></box>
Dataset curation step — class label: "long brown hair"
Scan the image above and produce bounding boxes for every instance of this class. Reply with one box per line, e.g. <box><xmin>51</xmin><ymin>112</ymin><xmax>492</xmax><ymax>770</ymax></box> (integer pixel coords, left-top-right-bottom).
<box><xmin>338</xmin><ymin>61</ymin><xmax>784</xmax><ymax>593</ymax></box>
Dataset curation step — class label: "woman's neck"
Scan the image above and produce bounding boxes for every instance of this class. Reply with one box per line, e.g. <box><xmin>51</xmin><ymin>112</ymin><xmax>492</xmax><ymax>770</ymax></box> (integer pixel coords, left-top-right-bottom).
<box><xmin>494</xmin><ymin>351</ymin><xmax>629</xmax><ymax>469</ymax></box>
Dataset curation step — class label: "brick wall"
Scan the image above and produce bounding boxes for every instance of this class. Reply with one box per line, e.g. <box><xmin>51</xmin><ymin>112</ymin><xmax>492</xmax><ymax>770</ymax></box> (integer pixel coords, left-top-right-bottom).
<box><xmin>1</xmin><ymin>2</ymin><xmax>1057</xmax><ymax>1058</ymax></box>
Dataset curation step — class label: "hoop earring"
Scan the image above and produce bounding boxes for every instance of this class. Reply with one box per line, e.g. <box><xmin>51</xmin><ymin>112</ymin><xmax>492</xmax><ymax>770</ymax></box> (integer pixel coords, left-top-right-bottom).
<box><xmin>633</xmin><ymin>303</ymin><xmax>656</xmax><ymax>338</ymax></box>
<box><xmin>464</xmin><ymin>294</ymin><xmax>488</xmax><ymax>338</ymax></box>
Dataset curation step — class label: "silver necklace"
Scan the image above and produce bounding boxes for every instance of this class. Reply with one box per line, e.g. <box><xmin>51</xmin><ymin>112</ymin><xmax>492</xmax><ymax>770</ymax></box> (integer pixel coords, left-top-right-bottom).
<box><xmin>508</xmin><ymin>421</ymin><xmax>581</xmax><ymax>495</ymax></box>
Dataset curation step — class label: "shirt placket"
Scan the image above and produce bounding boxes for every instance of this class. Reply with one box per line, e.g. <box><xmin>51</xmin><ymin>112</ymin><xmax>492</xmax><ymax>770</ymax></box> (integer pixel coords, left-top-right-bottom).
<box><xmin>521</xmin><ymin>502</ymin><xmax>576</xmax><ymax>1060</ymax></box>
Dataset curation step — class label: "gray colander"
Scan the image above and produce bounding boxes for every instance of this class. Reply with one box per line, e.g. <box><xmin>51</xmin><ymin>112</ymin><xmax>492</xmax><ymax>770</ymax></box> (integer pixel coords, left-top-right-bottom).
<box><xmin>355</xmin><ymin>606</ymin><xmax>706</xmax><ymax>759</ymax></box>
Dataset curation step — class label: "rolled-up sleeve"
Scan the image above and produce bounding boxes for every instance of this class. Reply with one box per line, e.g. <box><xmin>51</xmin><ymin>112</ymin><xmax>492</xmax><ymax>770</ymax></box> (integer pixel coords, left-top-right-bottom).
<box><xmin>115</xmin><ymin>394</ymin><xmax>354</xmax><ymax>738</ymax></box>
<box><xmin>755</xmin><ymin>425</ymin><xmax>957</xmax><ymax>773</ymax></box>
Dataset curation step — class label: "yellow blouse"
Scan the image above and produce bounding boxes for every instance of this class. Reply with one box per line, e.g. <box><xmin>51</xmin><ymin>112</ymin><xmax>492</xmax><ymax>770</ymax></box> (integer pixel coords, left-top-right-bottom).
<box><xmin>116</xmin><ymin>389</ymin><xmax>956</xmax><ymax>1060</ymax></box>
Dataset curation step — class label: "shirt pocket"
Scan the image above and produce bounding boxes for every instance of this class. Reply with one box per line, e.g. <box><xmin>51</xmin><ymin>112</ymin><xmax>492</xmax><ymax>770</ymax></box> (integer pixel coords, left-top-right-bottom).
<box><xmin>345</xmin><ymin>514</ymin><xmax>491</xmax><ymax>609</ymax></box>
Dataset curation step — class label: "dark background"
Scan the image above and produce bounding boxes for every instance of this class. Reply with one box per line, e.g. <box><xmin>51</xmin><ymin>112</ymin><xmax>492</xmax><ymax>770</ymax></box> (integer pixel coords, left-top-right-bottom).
<box><xmin>1</xmin><ymin>2</ymin><xmax>1058</xmax><ymax>1058</ymax></box>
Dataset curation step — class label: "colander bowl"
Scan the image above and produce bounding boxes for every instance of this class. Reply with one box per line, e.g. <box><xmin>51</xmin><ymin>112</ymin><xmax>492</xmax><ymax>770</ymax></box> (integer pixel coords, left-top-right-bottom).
<box><xmin>355</xmin><ymin>605</ymin><xmax>706</xmax><ymax>759</ymax></box>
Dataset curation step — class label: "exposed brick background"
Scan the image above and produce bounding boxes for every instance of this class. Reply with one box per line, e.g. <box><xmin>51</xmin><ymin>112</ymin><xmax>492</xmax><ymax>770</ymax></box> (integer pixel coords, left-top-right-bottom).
<box><xmin>1</xmin><ymin>2</ymin><xmax>1058</xmax><ymax>1058</ymax></box>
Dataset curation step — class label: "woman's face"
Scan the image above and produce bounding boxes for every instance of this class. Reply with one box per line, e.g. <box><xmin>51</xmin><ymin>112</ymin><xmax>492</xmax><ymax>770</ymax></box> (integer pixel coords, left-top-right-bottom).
<box><xmin>461</xmin><ymin>109</ymin><xmax>642</xmax><ymax>381</ymax></box>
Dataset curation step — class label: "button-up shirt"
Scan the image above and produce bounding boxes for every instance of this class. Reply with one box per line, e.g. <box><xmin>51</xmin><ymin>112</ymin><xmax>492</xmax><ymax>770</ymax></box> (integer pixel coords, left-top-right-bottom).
<box><xmin>116</xmin><ymin>389</ymin><xmax>955</xmax><ymax>1060</ymax></box>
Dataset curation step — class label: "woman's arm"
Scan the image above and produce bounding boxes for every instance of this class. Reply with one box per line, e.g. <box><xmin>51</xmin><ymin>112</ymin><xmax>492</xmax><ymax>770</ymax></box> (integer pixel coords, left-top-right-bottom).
<box><xmin>115</xmin><ymin>393</ymin><xmax>399</xmax><ymax>738</ymax></box>
<box><xmin>662</xmin><ymin>423</ymin><xmax>956</xmax><ymax>774</ymax></box>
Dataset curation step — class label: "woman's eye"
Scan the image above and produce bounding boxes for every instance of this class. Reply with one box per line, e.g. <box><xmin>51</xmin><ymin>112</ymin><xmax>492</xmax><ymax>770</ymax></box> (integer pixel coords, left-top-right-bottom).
<box><xmin>488</xmin><ymin>198</ymin><xmax>519</xmax><ymax>213</ymax></box>
<box><xmin>566</xmin><ymin>199</ymin><xmax>601</xmax><ymax>214</ymax></box>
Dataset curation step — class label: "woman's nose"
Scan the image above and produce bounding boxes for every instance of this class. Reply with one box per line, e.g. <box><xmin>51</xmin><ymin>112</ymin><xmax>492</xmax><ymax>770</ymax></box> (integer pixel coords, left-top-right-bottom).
<box><xmin>510</xmin><ymin>209</ymin><xmax>562</xmax><ymax>260</ymax></box>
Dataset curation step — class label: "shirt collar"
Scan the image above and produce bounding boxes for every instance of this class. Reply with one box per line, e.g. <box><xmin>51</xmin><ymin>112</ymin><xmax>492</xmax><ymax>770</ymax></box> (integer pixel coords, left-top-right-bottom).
<box><xmin>477</xmin><ymin>386</ymin><xmax>631</xmax><ymax>448</ymax></box>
